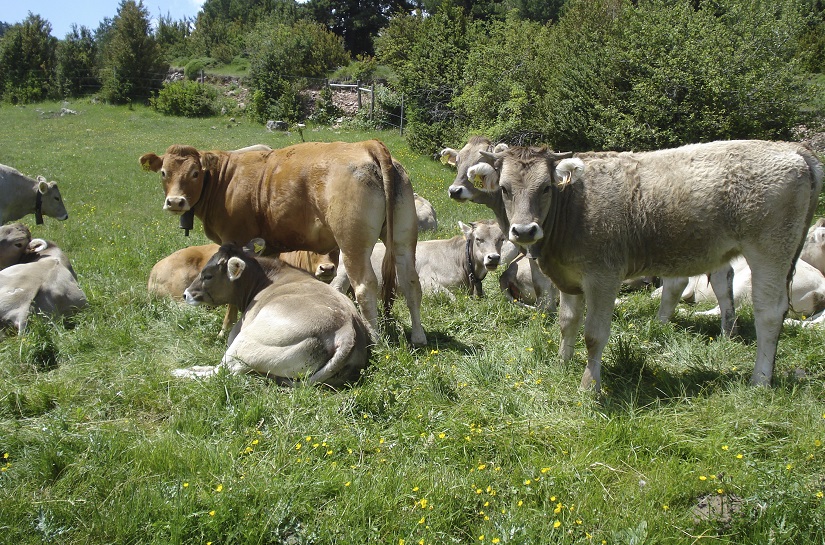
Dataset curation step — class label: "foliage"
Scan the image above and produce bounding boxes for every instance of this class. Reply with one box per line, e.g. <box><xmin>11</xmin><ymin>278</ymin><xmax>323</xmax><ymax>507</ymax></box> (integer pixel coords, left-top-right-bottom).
<box><xmin>247</xmin><ymin>77</ymin><xmax>304</xmax><ymax>124</ymax></box>
<box><xmin>374</xmin><ymin>5</ymin><xmax>479</xmax><ymax>153</ymax></box>
<box><xmin>98</xmin><ymin>0</ymin><xmax>169</xmax><ymax>104</ymax></box>
<box><xmin>0</xmin><ymin>103</ymin><xmax>825</xmax><ymax>544</ymax></box>
<box><xmin>302</xmin><ymin>0</ymin><xmax>420</xmax><ymax>56</ymax></box>
<box><xmin>331</xmin><ymin>55</ymin><xmax>380</xmax><ymax>83</ymax></box>
<box><xmin>184</xmin><ymin>58</ymin><xmax>207</xmax><ymax>81</ymax></box>
<box><xmin>154</xmin><ymin>12</ymin><xmax>192</xmax><ymax>60</ymax></box>
<box><xmin>0</xmin><ymin>14</ymin><xmax>58</xmax><ymax>104</ymax></box>
<box><xmin>311</xmin><ymin>84</ymin><xmax>344</xmax><ymax>124</ymax></box>
<box><xmin>56</xmin><ymin>25</ymin><xmax>99</xmax><ymax>98</ymax></box>
<box><xmin>150</xmin><ymin>80</ymin><xmax>220</xmax><ymax>117</ymax></box>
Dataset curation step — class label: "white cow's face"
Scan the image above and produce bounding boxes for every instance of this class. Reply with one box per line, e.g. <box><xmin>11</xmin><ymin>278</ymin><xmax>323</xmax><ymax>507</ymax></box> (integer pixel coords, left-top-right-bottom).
<box><xmin>443</xmin><ymin>137</ymin><xmax>496</xmax><ymax>202</ymax></box>
<box><xmin>37</xmin><ymin>179</ymin><xmax>69</xmax><ymax>221</ymax></box>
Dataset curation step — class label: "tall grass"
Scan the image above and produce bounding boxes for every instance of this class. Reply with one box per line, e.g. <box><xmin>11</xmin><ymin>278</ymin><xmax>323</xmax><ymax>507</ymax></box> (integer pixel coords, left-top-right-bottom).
<box><xmin>0</xmin><ymin>101</ymin><xmax>823</xmax><ymax>544</ymax></box>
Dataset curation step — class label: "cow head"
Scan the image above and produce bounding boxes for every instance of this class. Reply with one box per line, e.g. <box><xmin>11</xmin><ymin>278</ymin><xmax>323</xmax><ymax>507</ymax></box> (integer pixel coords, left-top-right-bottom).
<box><xmin>461</xmin><ymin>220</ymin><xmax>507</xmax><ymax>276</ymax></box>
<box><xmin>441</xmin><ymin>136</ymin><xmax>509</xmax><ymax>202</ymax></box>
<box><xmin>183</xmin><ymin>240</ymin><xmax>262</xmax><ymax>308</ymax></box>
<box><xmin>313</xmin><ymin>249</ymin><xmax>339</xmax><ymax>283</ymax></box>
<box><xmin>0</xmin><ymin>223</ymin><xmax>31</xmax><ymax>269</ymax></box>
<box><xmin>468</xmin><ymin>147</ymin><xmax>580</xmax><ymax>247</ymax></box>
<box><xmin>140</xmin><ymin>145</ymin><xmax>221</xmax><ymax>215</ymax></box>
<box><xmin>37</xmin><ymin>177</ymin><xmax>69</xmax><ymax>221</ymax></box>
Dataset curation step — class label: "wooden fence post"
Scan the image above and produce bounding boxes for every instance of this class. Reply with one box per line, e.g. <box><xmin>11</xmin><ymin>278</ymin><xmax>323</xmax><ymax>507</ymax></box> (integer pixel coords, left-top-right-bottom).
<box><xmin>370</xmin><ymin>83</ymin><xmax>375</xmax><ymax>121</ymax></box>
<box><xmin>356</xmin><ymin>79</ymin><xmax>362</xmax><ymax>109</ymax></box>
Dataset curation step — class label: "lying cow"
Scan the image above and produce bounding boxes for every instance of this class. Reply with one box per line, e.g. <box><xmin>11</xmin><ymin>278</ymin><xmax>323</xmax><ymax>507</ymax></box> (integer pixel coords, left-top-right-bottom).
<box><xmin>173</xmin><ymin>242</ymin><xmax>370</xmax><ymax>388</ymax></box>
<box><xmin>442</xmin><ymin>137</ymin><xmax>559</xmax><ymax>311</ymax></box>
<box><xmin>655</xmin><ymin>256</ymin><xmax>825</xmax><ymax>320</ymax></box>
<box><xmin>800</xmin><ymin>218</ymin><xmax>825</xmax><ymax>275</ymax></box>
<box><xmin>0</xmin><ymin>239</ymin><xmax>87</xmax><ymax>333</ymax></box>
<box><xmin>0</xmin><ymin>223</ymin><xmax>32</xmax><ymax>269</ymax></box>
<box><xmin>140</xmin><ymin>140</ymin><xmax>426</xmax><ymax>346</ymax></box>
<box><xmin>414</xmin><ymin>193</ymin><xmax>438</xmax><ymax>232</ymax></box>
<box><xmin>468</xmin><ymin>140</ymin><xmax>822</xmax><ymax>390</ymax></box>
<box><xmin>148</xmin><ymin>242</ymin><xmax>339</xmax><ymax>334</ymax></box>
<box><xmin>336</xmin><ymin>220</ymin><xmax>506</xmax><ymax>299</ymax></box>
<box><xmin>498</xmin><ymin>252</ymin><xmax>559</xmax><ymax>311</ymax></box>
<box><xmin>0</xmin><ymin>163</ymin><xmax>69</xmax><ymax>224</ymax></box>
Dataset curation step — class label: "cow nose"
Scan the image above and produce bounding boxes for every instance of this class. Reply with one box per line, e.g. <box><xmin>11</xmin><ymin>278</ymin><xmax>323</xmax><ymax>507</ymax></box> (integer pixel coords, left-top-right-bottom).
<box><xmin>319</xmin><ymin>263</ymin><xmax>335</xmax><ymax>274</ymax></box>
<box><xmin>448</xmin><ymin>186</ymin><xmax>466</xmax><ymax>200</ymax></box>
<box><xmin>165</xmin><ymin>196</ymin><xmax>187</xmax><ymax>210</ymax></box>
<box><xmin>485</xmin><ymin>254</ymin><xmax>501</xmax><ymax>269</ymax></box>
<box><xmin>510</xmin><ymin>223</ymin><xmax>543</xmax><ymax>243</ymax></box>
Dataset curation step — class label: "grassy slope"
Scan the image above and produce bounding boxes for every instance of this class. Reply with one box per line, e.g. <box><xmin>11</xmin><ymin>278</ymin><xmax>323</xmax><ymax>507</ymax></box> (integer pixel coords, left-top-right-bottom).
<box><xmin>0</xmin><ymin>101</ymin><xmax>823</xmax><ymax>544</ymax></box>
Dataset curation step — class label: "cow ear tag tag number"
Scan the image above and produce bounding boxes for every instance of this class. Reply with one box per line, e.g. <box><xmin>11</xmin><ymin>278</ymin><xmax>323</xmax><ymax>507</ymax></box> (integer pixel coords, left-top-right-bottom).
<box><xmin>472</xmin><ymin>173</ymin><xmax>485</xmax><ymax>189</ymax></box>
<box><xmin>440</xmin><ymin>154</ymin><xmax>450</xmax><ymax>165</ymax></box>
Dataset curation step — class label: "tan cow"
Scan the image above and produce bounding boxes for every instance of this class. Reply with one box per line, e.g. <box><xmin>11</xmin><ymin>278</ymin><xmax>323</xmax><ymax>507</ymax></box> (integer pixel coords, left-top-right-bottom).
<box><xmin>0</xmin><ymin>163</ymin><xmax>69</xmax><ymax>224</ymax></box>
<box><xmin>470</xmin><ymin>140</ymin><xmax>823</xmax><ymax>391</ymax></box>
<box><xmin>140</xmin><ymin>141</ymin><xmax>426</xmax><ymax>346</ymax></box>
<box><xmin>173</xmin><ymin>243</ymin><xmax>370</xmax><ymax>387</ymax></box>
<box><xmin>414</xmin><ymin>193</ymin><xmax>438</xmax><ymax>232</ymax></box>
<box><xmin>0</xmin><ymin>223</ymin><xmax>32</xmax><ymax>269</ymax></box>
<box><xmin>336</xmin><ymin>220</ymin><xmax>507</xmax><ymax>299</ymax></box>
<box><xmin>0</xmin><ymin>239</ymin><xmax>87</xmax><ymax>333</ymax></box>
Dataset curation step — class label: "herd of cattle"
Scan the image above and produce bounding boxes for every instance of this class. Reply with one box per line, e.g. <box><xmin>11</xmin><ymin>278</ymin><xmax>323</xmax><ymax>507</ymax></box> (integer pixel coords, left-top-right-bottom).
<box><xmin>2</xmin><ymin>136</ymin><xmax>824</xmax><ymax>392</ymax></box>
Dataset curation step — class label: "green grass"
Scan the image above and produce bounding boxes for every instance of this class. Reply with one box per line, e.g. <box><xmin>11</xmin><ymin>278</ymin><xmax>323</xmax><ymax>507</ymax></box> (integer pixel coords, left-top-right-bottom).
<box><xmin>0</xmin><ymin>100</ymin><xmax>824</xmax><ymax>544</ymax></box>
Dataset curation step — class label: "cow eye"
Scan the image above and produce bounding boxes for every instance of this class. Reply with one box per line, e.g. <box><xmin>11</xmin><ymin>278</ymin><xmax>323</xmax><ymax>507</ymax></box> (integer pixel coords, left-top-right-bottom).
<box><xmin>192</xmin><ymin>171</ymin><xmax>199</xmax><ymax>179</ymax></box>
<box><xmin>201</xmin><ymin>273</ymin><xmax>212</xmax><ymax>281</ymax></box>
<box><xmin>543</xmin><ymin>185</ymin><xmax>551</xmax><ymax>194</ymax></box>
<box><xmin>15</xmin><ymin>242</ymin><xmax>23</xmax><ymax>248</ymax></box>
<box><xmin>160</xmin><ymin>170</ymin><xmax>166</xmax><ymax>178</ymax></box>
<box><xmin>501</xmin><ymin>186</ymin><xmax>509</xmax><ymax>196</ymax></box>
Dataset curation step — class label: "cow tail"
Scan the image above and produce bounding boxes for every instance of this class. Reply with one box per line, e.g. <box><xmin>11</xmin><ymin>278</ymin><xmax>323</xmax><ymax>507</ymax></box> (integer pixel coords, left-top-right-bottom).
<box><xmin>377</xmin><ymin>144</ymin><xmax>398</xmax><ymax>319</ymax></box>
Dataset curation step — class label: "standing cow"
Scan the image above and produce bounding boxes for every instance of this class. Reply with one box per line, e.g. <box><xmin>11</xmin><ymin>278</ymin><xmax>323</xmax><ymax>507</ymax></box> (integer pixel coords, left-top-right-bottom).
<box><xmin>468</xmin><ymin>140</ymin><xmax>823</xmax><ymax>391</ymax></box>
<box><xmin>139</xmin><ymin>140</ymin><xmax>426</xmax><ymax>346</ymax></box>
<box><xmin>175</xmin><ymin>243</ymin><xmax>370</xmax><ymax>387</ymax></box>
<box><xmin>441</xmin><ymin>136</ymin><xmax>558</xmax><ymax>310</ymax></box>
<box><xmin>0</xmin><ymin>164</ymin><xmax>69</xmax><ymax>224</ymax></box>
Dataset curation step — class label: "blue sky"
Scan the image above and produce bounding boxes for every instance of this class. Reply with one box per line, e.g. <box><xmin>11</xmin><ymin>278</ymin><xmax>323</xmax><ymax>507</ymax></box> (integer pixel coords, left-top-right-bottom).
<box><xmin>3</xmin><ymin>0</ymin><xmax>205</xmax><ymax>38</ymax></box>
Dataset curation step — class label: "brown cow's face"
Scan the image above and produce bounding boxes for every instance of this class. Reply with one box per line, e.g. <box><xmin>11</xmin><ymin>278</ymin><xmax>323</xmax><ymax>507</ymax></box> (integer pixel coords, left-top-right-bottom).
<box><xmin>442</xmin><ymin>136</ymin><xmax>495</xmax><ymax>202</ymax></box>
<box><xmin>140</xmin><ymin>146</ymin><xmax>208</xmax><ymax>215</ymax></box>
<box><xmin>496</xmin><ymin>151</ymin><xmax>556</xmax><ymax>246</ymax></box>
<box><xmin>312</xmin><ymin>250</ymin><xmax>339</xmax><ymax>283</ymax></box>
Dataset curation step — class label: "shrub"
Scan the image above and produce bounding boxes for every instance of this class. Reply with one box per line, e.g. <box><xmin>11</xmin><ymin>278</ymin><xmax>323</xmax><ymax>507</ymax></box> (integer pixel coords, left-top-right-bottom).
<box><xmin>150</xmin><ymin>80</ymin><xmax>219</xmax><ymax>117</ymax></box>
<box><xmin>0</xmin><ymin>14</ymin><xmax>58</xmax><ymax>103</ymax></box>
<box><xmin>56</xmin><ymin>24</ymin><xmax>99</xmax><ymax>98</ymax></box>
<box><xmin>311</xmin><ymin>85</ymin><xmax>343</xmax><ymax>125</ymax></box>
<box><xmin>184</xmin><ymin>59</ymin><xmax>206</xmax><ymax>81</ymax></box>
<box><xmin>247</xmin><ymin>77</ymin><xmax>304</xmax><ymax>125</ymax></box>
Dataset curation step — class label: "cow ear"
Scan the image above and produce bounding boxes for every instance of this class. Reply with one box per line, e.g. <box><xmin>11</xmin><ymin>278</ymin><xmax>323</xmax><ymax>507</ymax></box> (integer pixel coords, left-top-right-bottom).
<box><xmin>244</xmin><ymin>237</ymin><xmax>266</xmax><ymax>255</ymax></box>
<box><xmin>439</xmin><ymin>148</ymin><xmax>458</xmax><ymax>166</ymax></box>
<box><xmin>554</xmin><ymin>158</ymin><xmax>585</xmax><ymax>189</ymax></box>
<box><xmin>812</xmin><ymin>227</ymin><xmax>825</xmax><ymax>245</ymax></box>
<box><xmin>493</xmin><ymin>143</ymin><xmax>509</xmax><ymax>153</ymax></box>
<box><xmin>227</xmin><ymin>256</ymin><xmax>246</xmax><ymax>281</ymax></box>
<box><xmin>458</xmin><ymin>221</ymin><xmax>473</xmax><ymax>238</ymax></box>
<box><xmin>467</xmin><ymin>162</ymin><xmax>500</xmax><ymax>192</ymax></box>
<box><xmin>200</xmin><ymin>152</ymin><xmax>220</xmax><ymax>170</ymax></box>
<box><xmin>37</xmin><ymin>177</ymin><xmax>49</xmax><ymax>194</ymax></box>
<box><xmin>139</xmin><ymin>153</ymin><xmax>163</xmax><ymax>172</ymax></box>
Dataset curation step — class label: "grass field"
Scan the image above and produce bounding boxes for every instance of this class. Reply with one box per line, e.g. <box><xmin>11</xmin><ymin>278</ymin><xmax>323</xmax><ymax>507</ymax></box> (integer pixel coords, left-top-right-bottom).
<box><xmin>0</xmin><ymin>100</ymin><xmax>824</xmax><ymax>544</ymax></box>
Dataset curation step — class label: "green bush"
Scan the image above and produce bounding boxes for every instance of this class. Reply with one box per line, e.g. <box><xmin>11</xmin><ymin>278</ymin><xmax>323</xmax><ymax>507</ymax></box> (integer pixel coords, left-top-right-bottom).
<box><xmin>150</xmin><ymin>80</ymin><xmax>219</xmax><ymax>117</ymax></box>
<box><xmin>184</xmin><ymin>58</ymin><xmax>206</xmax><ymax>80</ymax></box>
<box><xmin>0</xmin><ymin>14</ymin><xmax>58</xmax><ymax>103</ymax></box>
<box><xmin>311</xmin><ymin>85</ymin><xmax>343</xmax><ymax>125</ymax></box>
<box><xmin>247</xmin><ymin>77</ymin><xmax>304</xmax><ymax>124</ymax></box>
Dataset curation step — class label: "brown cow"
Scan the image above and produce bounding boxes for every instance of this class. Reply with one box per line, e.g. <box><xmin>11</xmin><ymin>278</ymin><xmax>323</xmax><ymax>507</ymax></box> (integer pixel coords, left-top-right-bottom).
<box><xmin>140</xmin><ymin>141</ymin><xmax>426</xmax><ymax>346</ymax></box>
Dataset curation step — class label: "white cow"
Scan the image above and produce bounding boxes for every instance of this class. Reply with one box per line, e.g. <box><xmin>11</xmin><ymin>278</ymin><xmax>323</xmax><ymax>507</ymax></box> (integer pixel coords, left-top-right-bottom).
<box><xmin>414</xmin><ymin>193</ymin><xmax>438</xmax><ymax>232</ymax></box>
<box><xmin>800</xmin><ymin>218</ymin><xmax>825</xmax><ymax>275</ymax></box>
<box><xmin>174</xmin><ymin>242</ymin><xmax>370</xmax><ymax>387</ymax></box>
<box><xmin>0</xmin><ymin>164</ymin><xmax>69</xmax><ymax>224</ymax></box>
<box><xmin>336</xmin><ymin>220</ymin><xmax>507</xmax><ymax>299</ymax></box>
<box><xmin>0</xmin><ymin>239</ymin><xmax>87</xmax><ymax>333</ymax></box>
<box><xmin>469</xmin><ymin>140</ymin><xmax>823</xmax><ymax>391</ymax></box>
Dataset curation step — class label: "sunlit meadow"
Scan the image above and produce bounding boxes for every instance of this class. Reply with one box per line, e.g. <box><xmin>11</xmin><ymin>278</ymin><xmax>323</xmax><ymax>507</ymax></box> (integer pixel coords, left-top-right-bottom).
<box><xmin>0</xmin><ymin>101</ymin><xmax>823</xmax><ymax>544</ymax></box>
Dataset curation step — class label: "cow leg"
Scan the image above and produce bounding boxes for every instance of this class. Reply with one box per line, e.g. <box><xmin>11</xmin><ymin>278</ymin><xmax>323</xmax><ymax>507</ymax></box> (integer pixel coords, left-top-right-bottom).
<box><xmin>330</xmin><ymin>251</ymin><xmax>352</xmax><ymax>293</ymax></box>
<box><xmin>580</xmin><ymin>277</ymin><xmax>622</xmax><ymax>392</ymax></box>
<box><xmin>657</xmin><ymin>277</ymin><xmax>690</xmax><ymax>323</ymax></box>
<box><xmin>393</xmin><ymin>247</ymin><xmax>427</xmax><ymax>346</ymax></box>
<box><xmin>219</xmin><ymin>305</ymin><xmax>238</xmax><ymax>338</ymax></box>
<box><xmin>558</xmin><ymin>291</ymin><xmax>584</xmax><ymax>362</ymax></box>
<box><xmin>708</xmin><ymin>263</ymin><xmax>736</xmax><ymax>336</ymax></box>
<box><xmin>341</xmin><ymin>251</ymin><xmax>381</xmax><ymax>343</ymax></box>
<box><xmin>748</xmin><ymin>258</ymin><xmax>791</xmax><ymax>386</ymax></box>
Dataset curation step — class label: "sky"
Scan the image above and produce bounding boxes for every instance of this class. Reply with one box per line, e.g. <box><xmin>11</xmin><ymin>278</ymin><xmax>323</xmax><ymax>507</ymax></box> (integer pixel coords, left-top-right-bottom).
<box><xmin>2</xmin><ymin>0</ymin><xmax>206</xmax><ymax>38</ymax></box>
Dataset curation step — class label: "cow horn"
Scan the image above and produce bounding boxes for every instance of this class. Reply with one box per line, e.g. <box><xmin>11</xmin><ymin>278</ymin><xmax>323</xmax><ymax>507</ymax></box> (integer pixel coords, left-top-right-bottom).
<box><xmin>548</xmin><ymin>151</ymin><xmax>574</xmax><ymax>161</ymax></box>
<box><xmin>479</xmin><ymin>150</ymin><xmax>502</xmax><ymax>164</ymax></box>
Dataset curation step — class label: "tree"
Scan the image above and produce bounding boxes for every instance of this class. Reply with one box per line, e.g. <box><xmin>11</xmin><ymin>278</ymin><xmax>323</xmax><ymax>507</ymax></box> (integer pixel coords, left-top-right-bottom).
<box><xmin>99</xmin><ymin>0</ymin><xmax>168</xmax><ymax>104</ymax></box>
<box><xmin>303</xmin><ymin>0</ymin><xmax>421</xmax><ymax>56</ymax></box>
<box><xmin>0</xmin><ymin>13</ymin><xmax>58</xmax><ymax>103</ymax></box>
<box><xmin>56</xmin><ymin>25</ymin><xmax>99</xmax><ymax>97</ymax></box>
<box><xmin>155</xmin><ymin>12</ymin><xmax>192</xmax><ymax>61</ymax></box>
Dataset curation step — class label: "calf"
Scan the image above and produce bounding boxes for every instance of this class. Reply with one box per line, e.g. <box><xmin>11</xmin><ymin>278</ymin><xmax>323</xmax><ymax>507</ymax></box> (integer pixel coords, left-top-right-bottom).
<box><xmin>173</xmin><ymin>243</ymin><xmax>370</xmax><ymax>388</ymax></box>
<box><xmin>336</xmin><ymin>220</ymin><xmax>506</xmax><ymax>299</ymax></box>
<box><xmin>0</xmin><ymin>163</ymin><xmax>69</xmax><ymax>224</ymax></box>
<box><xmin>0</xmin><ymin>223</ymin><xmax>32</xmax><ymax>269</ymax></box>
<box><xmin>414</xmin><ymin>193</ymin><xmax>438</xmax><ymax>232</ymax></box>
<box><xmin>0</xmin><ymin>239</ymin><xmax>87</xmax><ymax>333</ymax></box>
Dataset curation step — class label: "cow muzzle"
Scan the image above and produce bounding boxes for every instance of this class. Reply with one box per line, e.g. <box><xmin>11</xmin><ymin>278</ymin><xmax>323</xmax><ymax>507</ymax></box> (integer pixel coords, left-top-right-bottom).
<box><xmin>164</xmin><ymin>196</ymin><xmax>190</xmax><ymax>214</ymax></box>
<box><xmin>448</xmin><ymin>185</ymin><xmax>471</xmax><ymax>201</ymax></box>
<box><xmin>183</xmin><ymin>289</ymin><xmax>201</xmax><ymax>305</ymax></box>
<box><xmin>484</xmin><ymin>254</ymin><xmax>501</xmax><ymax>270</ymax></box>
<box><xmin>509</xmin><ymin>223</ymin><xmax>543</xmax><ymax>245</ymax></box>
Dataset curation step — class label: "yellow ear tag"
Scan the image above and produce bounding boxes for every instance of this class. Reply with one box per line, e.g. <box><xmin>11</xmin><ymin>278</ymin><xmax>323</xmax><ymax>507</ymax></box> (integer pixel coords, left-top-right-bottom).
<box><xmin>440</xmin><ymin>154</ymin><xmax>450</xmax><ymax>165</ymax></box>
<box><xmin>253</xmin><ymin>242</ymin><xmax>265</xmax><ymax>254</ymax></box>
<box><xmin>473</xmin><ymin>173</ymin><xmax>485</xmax><ymax>189</ymax></box>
